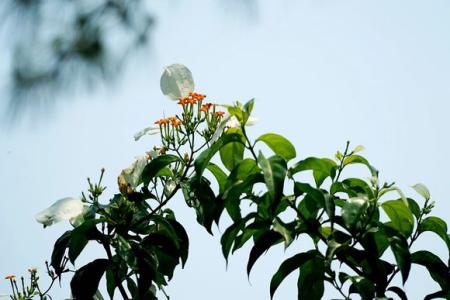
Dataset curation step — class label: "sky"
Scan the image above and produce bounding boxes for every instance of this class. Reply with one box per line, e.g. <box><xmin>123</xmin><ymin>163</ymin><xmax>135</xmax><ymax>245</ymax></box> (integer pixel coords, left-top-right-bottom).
<box><xmin>1</xmin><ymin>0</ymin><xmax>450</xmax><ymax>299</ymax></box>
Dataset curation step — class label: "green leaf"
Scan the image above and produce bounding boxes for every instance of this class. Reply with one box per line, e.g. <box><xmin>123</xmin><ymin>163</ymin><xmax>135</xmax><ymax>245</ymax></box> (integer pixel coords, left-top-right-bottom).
<box><xmin>220</xmin><ymin>128</ymin><xmax>245</xmax><ymax>171</ymax></box>
<box><xmin>343</xmin><ymin>154</ymin><xmax>378</xmax><ymax>176</ymax></box>
<box><xmin>223</xmin><ymin>173</ymin><xmax>264</xmax><ymax>221</ymax></box>
<box><xmin>270</xmin><ymin>251</ymin><xmax>317</xmax><ymax>299</ymax></box>
<box><xmin>412</xmin><ymin>183</ymin><xmax>431</xmax><ymax>200</ymax></box>
<box><xmin>243</xmin><ymin>98</ymin><xmax>255</xmax><ymax>124</ymax></box>
<box><xmin>289</xmin><ymin>157</ymin><xmax>337</xmax><ymax>187</ymax></box>
<box><xmin>341</xmin><ymin>197</ymin><xmax>369</xmax><ymax>228</ymax></box>
<box><xmin>297</xmin><ymin>253</ymin><xmax>325</xmax><ymax>300</ymax></box>
<box><xmin>167</xmin><ymin>219</ymin><xmax>190</xmax><ymax>267</ymax></box>
<box><xmin>323</xmin><ymin>193</ymin><xmax>335</xmax><ymax>220</ymax></box>
<box><xmin>387</xmin><ymin>287</ymin><xmax>408</xmax><ymax>300</ymax></box>
<box><xmin>188</xmin><ymin>178</ymin><xmax>223</xmax><ymax>233</ymax></box>
<box><xmin>411</xmin><ymin>250</ymin><xmax>449</xmax><ymax>290</ymax></box>
<box><xmin>418</xmin><ymin>216</ymin><xmax>450</xmax><ymax>252</ymax></box>
<box><xmin>352</xmin><ymin>145</ymin><xmax>366</xmax><ymax>153</ymax></box>
<box><xmin>273</xmin><ymin>217</ymin><xmax>294</xmax><ymax>248</ymax></box>
<box><xmin>220</xmin><ymin>214</ymin><xmax>256</xmax><ymax>262</ymax></box>
<box><xmin>225</xmin><ymin>158</ymin><xmax>260</xmax><ymax>190</ymax></box>
<box><xmin>247</xmin><ymin>230</ymin><xmax>283</xmax><ymax>276</ymax></box>
<box><xmin>142</xmin><ymin>154</ymin><xmax>180</xmax><ymax>185</ymax></box>
<box><xmin>71</xmin><ymin>259</ymin><xmax>109</xmax><ymax>299</ymax></box>
<box><xmin>258</xmin><ymin>153</ymin><xmax>287</xmax><ymax>201</ymax></box>
<box><xmin>206</xmin><ymin>163</ymin><xmax>228</xmax><ymax>194</ymax></box>
<box><xmin>256</xmin><ymin>133</ymin><xmax>296</xmax><ymax>161</ymax></box>
<box><xmin>195</xmin><ymin>133</ymin><xmax>245</xmax><ymax>178</ymax></box>
<box><xmin>407</xmin><ymin>198</ymin><xmax>421</xmax><ymax>219</ymax></box>
<box><xmin>382</xmin><ymin>200</ymin><xmax>414</xmax><ymax>237</ymax></box>
<box><xmin>424</xmin><ymin>290</ymin><xmax>450</xmax><ymax>300</ymax></box>
<box><xmin>51</xmin><ymin>230</ymin><xmax>72</xmax><ymax>275</ymax></box>
<box><xmin>69</xmin><ymin>219</ymin><xmax>103</xmax><ymax>264</ymax></box>
<box><xmin>388</xmin><ymin>236</ymin><xmax>411</xmax><ymax>284</ymax></box>
<box><xmin>341</xmin><ymin>178</ymin><xmax>374</xmax><ymax>199</ymax></box>
<box><xmin>348</xmin><ymin>277</ymin><xmax>375</xmax><ymax>300</ymax></box>
<box><xmin>221</xmin><ymin>222</ymin><xmax>243</xmax><ymax>262</ymax></box>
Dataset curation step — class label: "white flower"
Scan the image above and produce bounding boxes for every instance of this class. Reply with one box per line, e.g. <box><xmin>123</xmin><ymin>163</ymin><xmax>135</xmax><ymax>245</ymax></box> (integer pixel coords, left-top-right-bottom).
<box><xmin>211</xmin><ymin>113</ymin><xmax>259</xmax><ymax>142</ymax></box>
<box><xmin>148</xmin><ymin>149</ymin><xmax>159</xmax><ymax>160</ymax></box>
<box><xmin>160</xmin><ymin>64</ymin><xmax>195</xmax><ymax>100</ymax></box>
<box><xmin>134</xmin><ymin>126</ymin><xmax>160</xmax><ymax>141</ymax></box>
<box><xmin>118</xmin><ymin>155</ymin><xmax>148</xmax><ymax>192</ymax></box>
<box><xmin>35</xmin><ymin>197</ymin><xmax>87</xmax><ymax>227</ymax></box>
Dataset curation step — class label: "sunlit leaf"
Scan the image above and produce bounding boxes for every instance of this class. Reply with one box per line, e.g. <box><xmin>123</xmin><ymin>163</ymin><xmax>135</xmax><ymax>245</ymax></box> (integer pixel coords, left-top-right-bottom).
<box><xmin>258</xmin><ymin>153</ymin><xmax>287</xmax><ymax>201</ymax></box>
<box><xmin>382</xmin><ymin>200</ymin><xmax>414</xmax><ymax>237</ymax></box>
<box><xmin>418</xmin><ymin>216</ymin><xmax>450</xmax><ymax>252</ymax></box>
<box><xmin>220</xmin><ymin>128</ymin><xmax>245</xmax><ymax>171</ymax></box>
<box><xmin>343</xmin><ymin>154</ymin><xmax>378</xmax><ymax>176</ymax></box>
<box><xmin>141</xmin><ymin>155</ymin><xmax>180</xmax><ymax>185</ymax></box>
<box><xmin>256</xmin><ymin>133</ymin><xmax>296</xmax><ymax>161</ymax></box>
<box><xmin>289</xmin><ymin>157</ymin><xmax>337</xmax><ymax>187</ymax></box>
<box><xmin>195</xmin><ymin>133</ymin><xmax>245</xmax><ymax>178</ymax></box>
<box><xmin>412</xmin><ymin>183</ymin><xmax>431</xmax><ymax>200</ymax></box>
<box><xmin>341</xmin><ymin>197</ymin><xmax>368</xmax><ymax>228</ymax></box>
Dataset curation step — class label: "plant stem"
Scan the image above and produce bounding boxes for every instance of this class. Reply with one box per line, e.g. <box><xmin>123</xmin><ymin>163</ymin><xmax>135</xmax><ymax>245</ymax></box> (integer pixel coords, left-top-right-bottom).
<box><xmin>102</xmin><ymin>243</ymin><xmax>129</xmax><ymax>299</ymax></box>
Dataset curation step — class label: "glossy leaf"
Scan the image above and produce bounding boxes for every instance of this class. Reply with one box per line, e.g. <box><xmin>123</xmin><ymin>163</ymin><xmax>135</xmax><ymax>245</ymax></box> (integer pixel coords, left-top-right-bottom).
<box><xmin>69</xmin><ymin>218</ymin><xmax>103</xmax><ymax>264</ymax></box>
<box><xmin>412</xmin><ymin>183</ymin><xmax>431</xmax><ymax>200</ymax></box>
<box><xmin>220</xmin><ymin>128</ymin><xmax>246</xmax><ymax>171</ymax></box>
<box><xmin>71</xmin><ymin>259</ymin><xmax>109</xmax><ymax>299</ymax></box>
<box><xmin>341</xmin><ymin>197</ymin><xmax>368</xmax><ymax>228</ymax></box>
<box><xmin>289</xmin><ymin>157</ymin><xmax>337</xmax><ymax>187</ymax></box>
<box><xmin>343</xmin><ymin>154</ymin><xmax>378</xmax><ymax>176</ymax></box>
<box><xmin>243</xmin><ymin>98</ymin><xmax>255</xmax><ymax>124</ymax></box>
<box><xmin>418</xmin><ymin>216</ymin><xmax>450</xmax><ymax>252</ymax></box>
<box><xmin>407</xmin><ymin>198</ymin><xmax>421</xmax><ymax>219</ymax></box>
<box><xmin>297</xmin><ymin>253</ymin><xmax>325</xmax><ymax>300</ymax></box>
<box><xmin>270</xmin><ymin>250</ymin><xmax>317</xmax><ymax>299</ymax></box>
<box><xmin>273</xmin><ymin>217</ymin><xmax>294</xmax><ymax>248</ymax></box>
<box><xmin>387</xmin><ymin>286</ymin><xmax>408</xmax><ymax>300</ymax></box>
<box><xmin>389</xmin><ymin>236</ymin><xmax>411</xmax><ymax>284</ymax></box>
<box><xmin>348</xmin><ymin>277</ymin><xmax>375</xmax><ymax>300</ymax></box>
<box><xmin>382</xmin><ymin>200</ymin><xmax>414</xmax><ymax>237</ymax></box>
<box><xmin>141</xmin><ymin>155</ymin><xmax>180</xmax><ymax>185</ymax></box>
<box><xmin>247</xmin><ymin>230</ymin><xmax>283</xmax><ymax>276</ymax></box>
<box><xmin>256</xmin><ymin>133</ymin><xmax>296</xmax><ymax>161</ymax></box>
<box><xmin>206</xmin><ymin>163</ymin><xmax>228</xmax><ymax>194</ymax></box>
<box><xmin>167</xmin><ymin>219</ymin><xmax>190</xmax><ymax>267</ymax></box>
<box><xmin>258</xmin><ymin>153</ymin><xmax>287</xmax><ymax>201</ymax></box>
<box><xmin>195</xmin><ymin>133</ymin><xmax>245</xmax><ymax>178</ymax></box>
<box><xmin>223</xmin><ymin>173</ymin><xmax>264</xmax><ymax>221</ymax></box>
<box><xmin>51</xmin><ymin>230</ymin><xmax>72</xmax><ymax>275</ymax></box>
<box><xmin>411</xmin><ymin>250</ymin><xmax>449</xmax><ymax>290</ymax></box>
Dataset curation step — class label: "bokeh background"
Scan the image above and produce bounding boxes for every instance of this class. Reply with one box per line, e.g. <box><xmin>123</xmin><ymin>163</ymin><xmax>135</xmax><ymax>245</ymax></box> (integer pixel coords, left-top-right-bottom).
<box><xmin>1</xmin><ymin>0</ymin><xmax>450</xmax><ymax>299</ymax></box>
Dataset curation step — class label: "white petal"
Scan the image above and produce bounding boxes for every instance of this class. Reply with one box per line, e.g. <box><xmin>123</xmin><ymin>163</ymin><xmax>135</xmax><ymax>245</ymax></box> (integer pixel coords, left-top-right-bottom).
<box><xmin>119</xmin><ymin>155</ymin><xmax>148</xmax><ymax>188</ymax></box>
<box><xmin>210</xmin><ymin>113</ymin><xmax>258</xmax><ymax>143</ymax></box>
<box><xmin>225</xmin><ymin>115</ymin><xmax>241</xmax><ymax>128</ymax></box>
<box><xmin>160</xmin><ymin>64</ymin><xmax>195</xmax><ymax>100</ymax></box>
<box><xmin>134</xmin><ymin>126</ymin><xmax>160</xmax><ymax>141</ymax></box>
<box><xmin>35</xmin><ymin>197</ymin><xmax>86</xmax><ymax>227</ymax></box>
<box><xmin>148</xmin><ymin>149</ymin><xmax>159</xmax><ymax>160</ymax></box>
<box><xmin>246</xmin><ymin>116</ymin><xmax>259</xmax><ymax>126</ymax></box>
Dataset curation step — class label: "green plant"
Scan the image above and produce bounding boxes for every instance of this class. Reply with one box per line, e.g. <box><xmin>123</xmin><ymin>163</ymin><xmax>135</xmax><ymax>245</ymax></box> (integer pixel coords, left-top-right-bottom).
<box><xmin>9</xmin><ymin>65</ymin><xmax>449</xmax><ymax>299</ymax></box>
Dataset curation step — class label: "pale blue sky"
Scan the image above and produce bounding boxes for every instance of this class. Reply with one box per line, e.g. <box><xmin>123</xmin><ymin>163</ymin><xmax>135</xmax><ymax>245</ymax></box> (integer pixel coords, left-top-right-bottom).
<box><xmin>1</xmin><ymin>0</ymin><xmax>450</xmax><ymax>299</ymax></box>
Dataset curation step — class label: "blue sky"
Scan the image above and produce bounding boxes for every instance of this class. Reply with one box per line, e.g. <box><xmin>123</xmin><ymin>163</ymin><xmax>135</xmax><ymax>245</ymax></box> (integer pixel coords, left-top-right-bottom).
<box><xmin>1</xmin><ymin>0</ymin><xmax>450</xmax><ymax>299</ymax></box>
